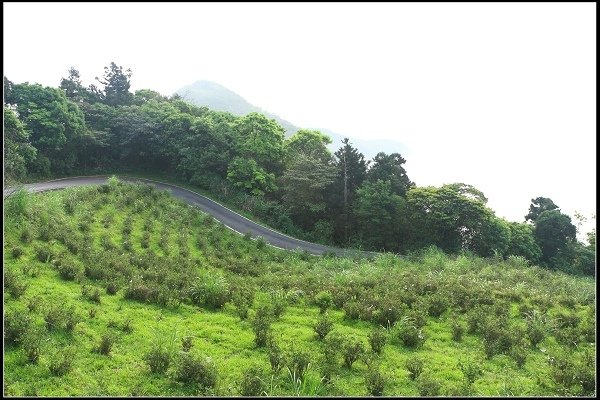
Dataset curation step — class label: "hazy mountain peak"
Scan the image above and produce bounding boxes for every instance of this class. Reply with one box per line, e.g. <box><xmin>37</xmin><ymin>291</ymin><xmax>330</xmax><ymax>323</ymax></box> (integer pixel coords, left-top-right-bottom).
<box><xmin>175</xmin><ymin>81</ymin><xmax>410</xmax><ymax>159</ymax></box>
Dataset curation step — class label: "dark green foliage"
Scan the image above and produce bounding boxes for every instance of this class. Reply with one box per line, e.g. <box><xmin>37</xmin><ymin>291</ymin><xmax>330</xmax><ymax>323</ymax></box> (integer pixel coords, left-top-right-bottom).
<box><xmin>396</xmin><ymin>322</ymin><xmax>425</xmax><ymax>348</ymax></box>
<box><xmin>49</xmin><ymin>348</ymin><xmax>75</xmax><ymax>376</ymax></box>
<box><xmin>64</xmin><ymin>306</ymin><xmax>82</xmax><ymax>332</ymax></box>
<box><xmin>427</xmin><ymin>294</ymin><xmax>448</xmax><ymax>317</ymax></box>
<box><xmin>314</xmin><ymin>314</ymin><xmax>334</xmax><ymax>340</ymax></box>
<box><xmin>405</xmin><ymin>356</ymin><xmax>424</xmax><ymax>380</ymax></box>
<box><xmin>266</xmin><ymin>337</ymin><xmax>286</xmax><ymax>374</ymax></box>
<box><xmin>368</xmin><ymin>327</ymin><xmax>387</xmax><ymax>354</ymax></box>
<box><xmin>314</xmin><ymin>291</ymin><xmax>332</xmax><ymax>314</ymax></box>
<box><xmin>547</xmin><ymin>348</ymin><xmax>596</xmax><ymax>396</ymax></box>
<box><xmin>416</xmin><ymin>373</ymin><xmax>441</xmax><ymax>397</ymax></box>
<box><xmin>4</xmin><ymin>269</ymin><xmax>28</xmax><ymax>298</ymax></box>
<box><xmin>239</xmin><ymin>365</ymin><xmax>268</xmax><ymax>396</ymax></box>
<box><xmin>342</xmin><ymin>337</ymin><xmax>365</xmax><ymax>369</ymax></box>
<box><xmin>57</xmin><ymin>262</ymin><xmax>82</xmax><ymax>281</ymax></box>
<box><xmin>364</xmin><ymin>363</ymin><xmax>387</xmax><ymax>396</ymax></box>
<box><xmin>4</xmin><ymin>310</ymin><xmax>33</xmax><ymax>345</ymax></box>
<box><xmin>11</xmin><ymin>246</ymin><xmax>24</xmax><ymax>258</ymax></box>
<box><xmin>270</xmin><ymin>290</ymin><xmax>288</xmax><ymax>318</ymax></box>
<box><xmin>287</xmin><ymin>349</ymin><xmax>311</xmax><ymax>380</ymax></box>
<box><xmin>174</xmin><ymin>352</ymin><xmax>218</xmax><ymax>390</ymax></box>
<box><xmin>252</xmin><ymin>306</ymin><xmax>272</xmax><ymax>348</ymax></box>
<box><xmin>182</xmin><ymin>336</ymin><xmax>194</xmax><ymax>352</ymax></box>
<box><xmin>145</xmin><ymin>346</ymin><xmax>172</xmax><ymax>374</ymax></box>
<box><xmin>95</xmin><ymin>332</ymin><xmax>116</xmax><ymax>356</ymax></box>
<box><xmin>451</xmin><ymin>320</ymin><xmax>465</xmax><ymax>342</ymax></box>
<box><xmin>22</xmin><ymin>327</ymin><xmax>44</xmax><ymax>364</ymax></box>
<box><xmin>44</xmin><ymin>304</ymin><xmax>65</xmax><ymax>331</ymax></box>
<box><xmin>458</xmin><ymin>359</ymin><xmax>482</xmax><ymax>385</ymax></box>
<box><xmin>106</xmin><ymin>282</ymin><xmax>119</xmax><ymax>295</ymax></box>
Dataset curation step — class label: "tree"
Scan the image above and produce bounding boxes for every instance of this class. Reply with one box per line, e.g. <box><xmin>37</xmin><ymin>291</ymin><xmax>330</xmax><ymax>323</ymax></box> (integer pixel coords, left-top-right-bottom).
<box><xmin>59</xmin><ymin>67</ymin><xmax>84</xmax><ymax>100</ymax></box>
<box><xmin>284</xmin><ymin>129</ymin><xmax>333</xmax><ymax>164</ymax></box>
<box><xmin>367</xmin><ymin>152</ymin><xmax>414</xmax><ymax>197</ymax></box>
<box><xmin>177</xmin><ymin>114</ymin><xmax>237</xmax><ymax>188</ymax></box>
<box><xmin>506</xmin><ymin>222</ymin><xmax>542</xmax><ymax>264</ymax></box>
<box><xmin>330</xmin><ymin>138</ymin><xmax>368</xmax><ymax>243</ymax></box>
<box><xmin>281</xmin><ymin>153</ymin><xmax>336</xmax><ymax>229</ymax></box>
<box><xmin>354</xmin><ymin>179</ymin><xmax>407</xmax><ymax>251</ymax></box>
<box><xmin>405</xmin><ymin>184</ymin><xmax>496</xmax><ymax>254</ymax></box>
<box><xmin>95</xmin><ymin>62</ymin><xmax>133</xmax><ymax>106</ymax></box>
<box><xmin>9</xmin><ymin>83</ymin><xmax>86</xmax><ymax>175</ymax></box>
<box><xmin>534</xmin><ymin>209</ymin><xmax>577</xmax><ymax>267</ymax></box>
<box><xmin>4</xmin><ymin>107</ymin><xmax>37</xmax><ymax>183</ymax></box>
<box><xmin>227</xmin><ymin>157</ymin><xmax>276</xmax><ymax>196</ymax></box>
<box><xmin>233</xmin><ymin>112</ymin><xmax>285</xmax><ymax>175</ymax></box>
<box><xmin>525</xmin><ymin>197</ymin><xmax>559</xmax><ymax>223</ymax></box>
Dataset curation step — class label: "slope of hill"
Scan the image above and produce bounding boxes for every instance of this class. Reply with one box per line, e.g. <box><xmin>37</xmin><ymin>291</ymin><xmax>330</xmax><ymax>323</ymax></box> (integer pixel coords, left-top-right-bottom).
<box><xmin>3</xmin><ymin>180</ymin><xmax>595</xmax><ymax>396</ymax></box>
<box><xmin>175</xmin><ymin>81</ymin><xmax>410</xmax><ymax>159</ymax></box>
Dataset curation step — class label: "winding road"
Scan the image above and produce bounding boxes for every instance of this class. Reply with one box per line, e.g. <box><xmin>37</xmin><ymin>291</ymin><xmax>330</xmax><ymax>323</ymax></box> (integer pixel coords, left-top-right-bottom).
<box><xmin>4</xmin><ymin>175</ymin><xmax>373</xmax><ymax>257</ymax></box>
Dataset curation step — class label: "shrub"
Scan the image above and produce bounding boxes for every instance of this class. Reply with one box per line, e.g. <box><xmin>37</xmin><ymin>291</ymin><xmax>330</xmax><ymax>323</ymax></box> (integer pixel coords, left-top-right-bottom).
<box><xmin>239</xmin><ymin>365</ymin><xmax>268</xmax><ymax>396</ymax></box>
<box><xmin>49</xmin><ymin>348</ymin><xmax>75</xmax><ymax>376</ymax></box>
<box><xmin>342</xmin><ymin>337</ymin><xmax>365</xmax><ymax>369</ymax></box>
<box><xmin>106</xmin><ymin>282</ymin><xmax>119</xmax><ymax>295</ymax></box>
<box><xmin>182</xmin><ymin>336</ymin><xmax>194</xmax><ymax>352</ymax></box>
<box><xmin>22</xmin><ymin>327</ymin><xmax>44</xmax><ymax>364</ymax></box>
<box><xmin>174</xmin><ymin>352</ymin><xmax>218</xmax><ymax>390</ymax></box>
<box><xmin>44</xmin><ymin>305</ymin><xmax>65</xmax><ymax>331</ymax></box>
<box><xmin>451</xmin><ymin>320</ymin><xmax>465</xmax><ymax>342</ymax></box>
<box><xmin>365</xmin><ymin>364</ymin><xmax>387</xmax><ymax>396</ymax></box>
<box><xmin>458</xmin><ymin>359</ymin><xmax>482</xmax><ymax>385</ymax></box>
<box><xmin>396</xmin><ymin>322</ymin><xmax>425</xmax><ymax>348</ymax></box>
<box><xmin>270</xmin><ymin>290</ymin><xmax>288</xmax><ymax>318</ymax></box>
<box><xmin>313</xmin><ymin>314</ymin><xmax>333</xmax><ymax>340</ymax></box>
<box><xmin>11</xmin><ymin>246</ymin><xmax>24</xmax><ymax>259</ymax></box>
<box><xmin>122</xmin><ymin>318</ymin><xmax>134</xmax><ymax>334</ymax></box>
<box><xmin>57</xmin><ymin>263</ymin><xmax>82</xmax><ymax>281</ymax></box>
<box><xmin>525</xmin><ymin>318</ymin><xmax>546</xmax><ymax>348</ymax></box>
<box><xmin>416</xmin><ymin>373</ymin><xmax>441</xmax><ymax>397</ymax></box>
<box><xmin>314</xmin><ymin>291</ymin><xmax>333</xmax><ymax>314</ymax></box>
<box><xmin>405</xmin><ymin>356</ymin><xmax>424</xmax><ymax>381</ymax></box>
<box><xmin>427</xmin><ymin>295</ymin><xmax>448</xmax><ymax>317</ymax></box>
<box><xmin>95</xmin><ymin>332</ymin><xmax>116</xmax><ymax>356</ymax></box>
<box><xmin>64</xmin><ymin>306</ymin><xmax>82</xmax><ymax>332</ymax></box>
<box><xmin>510</xmin><ymin>345</ymin><xmax>527</xmax><ymax>368</ymax></box>
<box><xmin>4</xmin><ymin>310</ymin><xmax>33</xmax><ymax>345</ymax></box>
<box><xmin>35</xmin><ymin>244</ymin><xmax>53</xmax><ymax>263</ymax></box>
<box><xmin>287</xmin><ymin>349</ymin><xmax>311</xmax><ymax>380</ymax></box>
<box><xmin>27</xmin><ymin>296</ymin><xmax>42</xmax><ymax>313</ymax></box>
<box><xmin>256</xmin><ymin>237</ymin><xmax>266</xmax><ymax>250</ymax></box>
<box><xmin>368</xmin><ymin>327</ymin><xmax>388</xmax><ymax>355</ymax></box>
<box><xmin>266</xmin><ymin>337</ymin><xmax>286</xmax><ymax>374</ymax></box>
<box><xmin>4</xmin><ymin>269</ymin><xmax>28</xmax><ymax>298</ymax></box>
<box><xmin>188</xmin><ymin>271</ymin><xmax>230</xmax><ymax>309</ymax></box>
<box><xmin>252</xmin><ymin>306</ymin><xmax>273</xmax><ymax>348</ymax></box>
<box><xmin>88</xmin><ymin>308</ymin><xmax>98</xmax><ymax>319</ymax></box>
<box><xmin>145</xmin><ymin>346</ymin><xmax>172</xmax><ymax>374</ymax></box>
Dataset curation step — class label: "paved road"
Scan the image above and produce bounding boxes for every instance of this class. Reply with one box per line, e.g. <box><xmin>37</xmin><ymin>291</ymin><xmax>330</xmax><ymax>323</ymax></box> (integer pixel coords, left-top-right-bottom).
<box><xmin>4</xmin><ymin>176</ymin><xmax>373</xmax><ymax>257</ymax></box>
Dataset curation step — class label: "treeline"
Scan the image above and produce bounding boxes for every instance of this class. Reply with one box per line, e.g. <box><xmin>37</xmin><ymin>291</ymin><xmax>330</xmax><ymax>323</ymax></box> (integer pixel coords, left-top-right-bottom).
<box><xmin>3</xmin><ymin>63</ymin><xmax>595</xmax><ymax>276</ymax></box>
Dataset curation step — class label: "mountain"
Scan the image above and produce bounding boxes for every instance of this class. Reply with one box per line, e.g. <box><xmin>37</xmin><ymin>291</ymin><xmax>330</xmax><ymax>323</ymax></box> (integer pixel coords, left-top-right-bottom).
<box><xmin>175</xmin><ymin>80</ymin><xmax>409</xmax><ymax>160</ymax></box>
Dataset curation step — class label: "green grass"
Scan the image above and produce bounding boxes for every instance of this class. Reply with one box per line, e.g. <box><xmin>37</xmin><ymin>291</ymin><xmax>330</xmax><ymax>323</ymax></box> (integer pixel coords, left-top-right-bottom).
<box><xmin>3</xmin><ymin>180</ymin><xmax>596</xmax><ymax>396</ymax></box>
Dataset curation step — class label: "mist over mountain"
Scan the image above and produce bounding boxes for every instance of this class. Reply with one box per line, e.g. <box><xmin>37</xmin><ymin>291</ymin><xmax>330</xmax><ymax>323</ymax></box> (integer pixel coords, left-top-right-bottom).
<box><xmin>175</xmin><ymin>80</ymin><xmax>409</xmax><ymax>159</ymax></box>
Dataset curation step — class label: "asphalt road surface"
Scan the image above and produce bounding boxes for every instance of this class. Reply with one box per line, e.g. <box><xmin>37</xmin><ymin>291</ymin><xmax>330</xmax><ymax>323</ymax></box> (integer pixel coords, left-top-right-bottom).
<box><xmin>4</xmin><ymin>175</ymin><xmax>374</xmax><ymax>257</ymax></box>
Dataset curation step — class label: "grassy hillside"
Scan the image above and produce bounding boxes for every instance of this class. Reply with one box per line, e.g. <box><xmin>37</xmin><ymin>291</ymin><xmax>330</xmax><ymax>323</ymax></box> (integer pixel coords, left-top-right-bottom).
<box><xmin>3</xmin><ymin>179</ymin><xmax>596</xmax><ymax>396</ymax></box>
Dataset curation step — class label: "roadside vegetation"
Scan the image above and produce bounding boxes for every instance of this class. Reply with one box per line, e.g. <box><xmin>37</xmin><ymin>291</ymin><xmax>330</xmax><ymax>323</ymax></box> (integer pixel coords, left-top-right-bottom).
<box><xmin>4</xmin><ymin>64</ymin><xmax>595</xmax><ymax>276</ymax></box>
<box><xmin>3</xmin><ymin>181</ymin><xmax>595</xmax><ymax>396</ymax></box>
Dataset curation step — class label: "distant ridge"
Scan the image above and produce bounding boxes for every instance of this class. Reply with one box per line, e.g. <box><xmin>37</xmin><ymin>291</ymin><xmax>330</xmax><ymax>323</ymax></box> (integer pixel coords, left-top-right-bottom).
<box><xmin>175</xmin><ymin>80</ymin><xmax>409</xmax><ymax>159</ymax></box>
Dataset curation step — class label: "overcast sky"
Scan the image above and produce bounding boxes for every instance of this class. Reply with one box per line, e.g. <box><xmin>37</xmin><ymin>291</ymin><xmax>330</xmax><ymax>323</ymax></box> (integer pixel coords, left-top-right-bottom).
<box><xmin>3</xmin><ymin>2</ymin><xmax>596</xmax><ymax>238</ymax></box>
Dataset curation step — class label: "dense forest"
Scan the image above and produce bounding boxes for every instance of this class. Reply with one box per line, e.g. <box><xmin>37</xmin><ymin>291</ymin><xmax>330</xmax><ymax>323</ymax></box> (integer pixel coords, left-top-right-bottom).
<box><xmin>3</xmin><ymin>63</ymin><xmax>595</xmax><ymax>276</ymax></box>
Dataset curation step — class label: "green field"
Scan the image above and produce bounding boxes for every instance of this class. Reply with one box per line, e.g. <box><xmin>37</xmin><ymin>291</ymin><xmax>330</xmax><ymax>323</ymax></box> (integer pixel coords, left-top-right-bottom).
<box><xmin>3</xmin><ymin>179</ymin><xmax>596</xmax><ymax>396</ymax></box>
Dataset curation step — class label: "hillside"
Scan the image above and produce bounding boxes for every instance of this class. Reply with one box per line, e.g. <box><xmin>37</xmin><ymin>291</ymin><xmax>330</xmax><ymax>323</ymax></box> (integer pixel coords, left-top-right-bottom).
<box><xmin>3</xmin><ymin>180</ymin><xmax>595</xmax><ymax>396</ymax></box>
<box><xmin>175</xmin><ymin>80</ymin><xmax>410</xmax><ymax>159</ymax></box>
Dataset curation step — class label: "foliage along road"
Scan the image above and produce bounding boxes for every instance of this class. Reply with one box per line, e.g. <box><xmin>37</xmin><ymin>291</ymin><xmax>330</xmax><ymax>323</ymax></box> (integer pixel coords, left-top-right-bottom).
<box><xmin>4</xmin><ymin>176</ymin><xmax>373</xmax><ymax>257</ymax></box>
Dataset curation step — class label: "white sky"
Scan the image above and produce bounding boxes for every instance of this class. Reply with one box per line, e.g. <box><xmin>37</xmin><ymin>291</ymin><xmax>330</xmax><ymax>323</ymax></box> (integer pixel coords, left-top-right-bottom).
<box><xmin>3</xmin><ymin>2</ymin><xmax>596</xmax><ymax>238</ymax></box>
